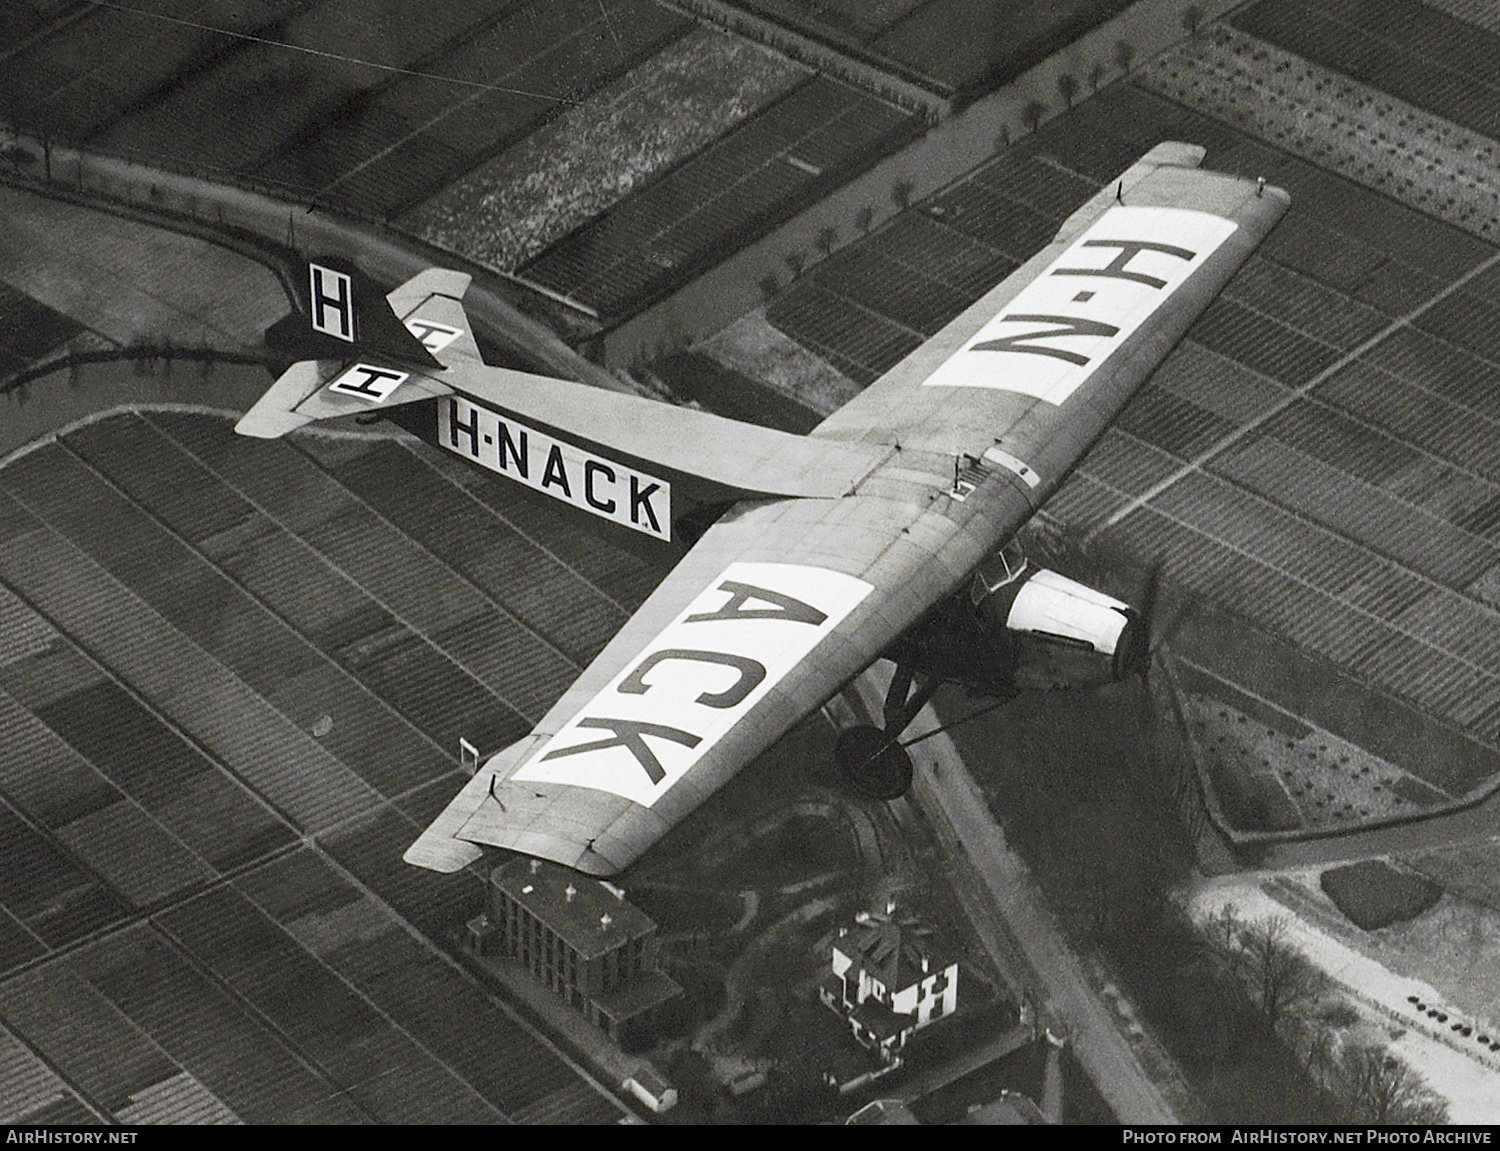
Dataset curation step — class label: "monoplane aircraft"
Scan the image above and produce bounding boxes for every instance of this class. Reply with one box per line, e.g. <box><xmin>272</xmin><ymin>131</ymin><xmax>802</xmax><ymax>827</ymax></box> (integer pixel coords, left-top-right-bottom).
<box><xmin>235</xmin><ymin>143</ymin><xmax>1288</xmax><ymax>876</ymax></box>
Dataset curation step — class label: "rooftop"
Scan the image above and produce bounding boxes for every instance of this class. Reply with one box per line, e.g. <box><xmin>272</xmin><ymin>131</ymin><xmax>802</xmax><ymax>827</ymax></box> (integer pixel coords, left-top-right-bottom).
<box><xmin>492</xmin><ymin>857</ymin><xmax>657</xmax><ymax>960</ymax></box>
<box><xmin>836</xmin><ymin>910</ymin><xmax>955</xmax><ymax>992</ymax></box>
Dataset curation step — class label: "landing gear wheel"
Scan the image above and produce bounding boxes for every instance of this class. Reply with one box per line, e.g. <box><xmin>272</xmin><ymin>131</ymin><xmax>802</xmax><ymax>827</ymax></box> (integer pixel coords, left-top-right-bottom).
<box><xmin>835</xmin><ymin>725</ymin><xmax>914</xmax><ymax>801</ymax></box>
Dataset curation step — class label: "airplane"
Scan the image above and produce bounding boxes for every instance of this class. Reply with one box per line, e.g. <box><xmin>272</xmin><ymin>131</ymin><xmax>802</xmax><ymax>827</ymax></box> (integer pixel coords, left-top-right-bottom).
<box><xmin>235</xmin><ymin>142</ymin><xmax>1288</xmax><ymax>877</ymax></box>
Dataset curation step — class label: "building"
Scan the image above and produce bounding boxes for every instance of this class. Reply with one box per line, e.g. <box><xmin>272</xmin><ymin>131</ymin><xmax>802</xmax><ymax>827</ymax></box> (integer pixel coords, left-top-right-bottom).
<box><xmin>623</xmin><ymin>1066</ymin><xmax>678</xmax><ymax>1114</ymax></box>
<box><xmin>469</xmin><ymin>857</ymin><xmax>680</xmax><ymax>1041</ymax></box>
<box><xmin>845</xmin><ymin>1098</ymin><xmax>920</xmax><ymax>1125</ymax></box>
<box><xmin>820</xmin><ymin>906</ymin><xmax>960</xmax><ymax>1064</ymax></box>
<box><xmin>959</xmin><ymin>1092</ymin><xmax>1048</xmax><ymax>1124</ymax></box>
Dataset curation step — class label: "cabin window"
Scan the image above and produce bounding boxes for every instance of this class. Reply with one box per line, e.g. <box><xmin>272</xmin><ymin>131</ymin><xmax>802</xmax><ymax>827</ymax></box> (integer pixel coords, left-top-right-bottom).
<box><xmin>970</xmin><ymin>538</ymin><xmax>1028</xmax><ymax>603</ymax></box>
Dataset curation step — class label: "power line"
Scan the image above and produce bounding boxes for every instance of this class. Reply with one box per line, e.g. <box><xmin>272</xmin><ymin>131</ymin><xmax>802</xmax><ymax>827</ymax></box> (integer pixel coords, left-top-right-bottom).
<box><xmin>87</xmin><ymin>0</ymin><xmax>578</xmax><ymax>104</ymax></box>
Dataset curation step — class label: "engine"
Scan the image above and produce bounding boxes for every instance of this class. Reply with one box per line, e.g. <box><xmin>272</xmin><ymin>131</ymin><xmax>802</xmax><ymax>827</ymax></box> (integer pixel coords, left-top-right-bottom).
<box><xmin>887</xmin><ymin>542</ymin><xmax>1147</xmax><ymax>694</ymax></box>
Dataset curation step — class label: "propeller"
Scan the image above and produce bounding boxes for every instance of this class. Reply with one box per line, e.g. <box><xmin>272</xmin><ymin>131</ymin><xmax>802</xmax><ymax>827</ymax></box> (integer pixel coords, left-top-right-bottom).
<box><xmin>1121</xmin><ymin>558</ymin><xmax>1202</xmax><ymax>737</ymax></box>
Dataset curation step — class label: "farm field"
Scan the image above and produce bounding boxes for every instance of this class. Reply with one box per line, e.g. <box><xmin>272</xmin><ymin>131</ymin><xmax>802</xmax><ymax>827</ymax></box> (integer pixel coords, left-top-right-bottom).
<box><xmin>404</xmin><ymin>26</ymin><xmax>810</xmax><ymax>273</ymax></box>
<box><xmin>760</xmin><ymin>61</ymin><xmax>1500</xmax><ymax>823</ymax></box>
<box><xmin>0</xmin><ymin>407</ymin><xmax>669</xmax><ymax>1124</ymax></box>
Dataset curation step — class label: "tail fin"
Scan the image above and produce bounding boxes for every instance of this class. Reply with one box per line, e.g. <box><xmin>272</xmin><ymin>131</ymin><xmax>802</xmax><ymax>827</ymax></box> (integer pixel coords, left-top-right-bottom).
<box><xmin>263</xmin><ymin>257</ymin><xmax>446</xmax><ymax>369</ymax></box>
<box><xmin>238</xmin><ymin>261</ymin><xmax>473</xmax><ymax>439</ymax></box>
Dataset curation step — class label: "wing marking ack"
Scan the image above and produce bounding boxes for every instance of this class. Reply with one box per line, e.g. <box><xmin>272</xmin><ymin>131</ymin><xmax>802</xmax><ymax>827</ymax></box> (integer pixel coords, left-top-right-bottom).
<box><xmin>512</xmin><ymin>562</ymin><xmax>873</xmax><ymax>807</ymax></box>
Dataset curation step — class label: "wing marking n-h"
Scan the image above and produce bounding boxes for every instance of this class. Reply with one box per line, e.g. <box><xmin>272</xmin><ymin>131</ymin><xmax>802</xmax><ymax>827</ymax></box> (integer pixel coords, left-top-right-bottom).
<box><xmin>920</xmin><ymin>205</ymin><xmax>1236</xmax><ymax>403</ymax></box>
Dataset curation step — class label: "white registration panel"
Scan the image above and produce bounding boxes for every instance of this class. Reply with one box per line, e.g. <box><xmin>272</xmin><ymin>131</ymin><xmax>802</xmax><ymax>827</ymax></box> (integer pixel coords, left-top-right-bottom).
<box><xmin>514</xmin><ymin>562</ymin><xmax>874</xmax><ymax>807</ymax></box>
<box><xmin>922</xmin><ymin>206</ymin><xmax>1237</xmax><ymax>404</ymax></box>
<box><xmin>326</xmin><ymin>362</ymin><xmax>410</xmax><ymax>404</ymax></box>
<box><xmin>441</xmin><ymin>394</ymin><xmax>671</xmax><ymax>539</ymax></box>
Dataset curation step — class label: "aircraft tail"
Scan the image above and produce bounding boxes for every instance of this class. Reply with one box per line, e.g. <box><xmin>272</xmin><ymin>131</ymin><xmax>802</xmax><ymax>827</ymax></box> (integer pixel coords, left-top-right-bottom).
<box><xmin>385</xmin><ymin>267</ymin><xmax>482</xmax><ymax>369</ymax></box>
<box><xmin>238</xmin><ymin>260</ymin><xmax>479</xmax><ymax>439</ymax></box>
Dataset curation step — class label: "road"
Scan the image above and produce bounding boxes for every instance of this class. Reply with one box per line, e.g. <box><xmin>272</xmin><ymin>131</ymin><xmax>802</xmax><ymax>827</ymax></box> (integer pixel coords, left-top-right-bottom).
<box><xmin>853</xmin><ymin>667</ymin><xmax>1183</xmax><ymax>1124</ymax></box>
<box><xmin>1</xmin><ymin>139</ymin><xmax>635</xmax><ymax>397</ymax></box>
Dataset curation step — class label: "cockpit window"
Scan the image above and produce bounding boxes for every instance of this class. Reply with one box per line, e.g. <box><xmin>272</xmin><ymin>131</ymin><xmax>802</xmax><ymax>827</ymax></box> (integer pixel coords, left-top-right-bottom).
<box><xmin>970</xmin><ymin>538</ymin><xmax>1028</xmax><ymax>603</ymax></box>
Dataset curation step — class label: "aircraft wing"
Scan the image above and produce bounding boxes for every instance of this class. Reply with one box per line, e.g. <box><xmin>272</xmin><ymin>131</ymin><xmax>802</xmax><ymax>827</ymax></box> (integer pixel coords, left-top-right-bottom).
<box><xmin>813</xmin><ymin>143</ymin><xmax>1288</xmax><ymax>499</ymax></box>
<box><xmin>403</xmin><ymin>467</ymin><xmax>961</xmax><ymax>876</ymax></box>
<box><xmin>406</xmin><ymin>143</ymin><xmax>1289</xmax><ymax>877</ymax></box>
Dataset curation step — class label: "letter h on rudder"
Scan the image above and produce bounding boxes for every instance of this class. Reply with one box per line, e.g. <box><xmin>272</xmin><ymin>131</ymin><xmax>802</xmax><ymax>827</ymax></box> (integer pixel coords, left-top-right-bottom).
<box><xmin>309</xmin><ymin>264</ymin><xmax>354</xmax><ymax>341</ymax></box>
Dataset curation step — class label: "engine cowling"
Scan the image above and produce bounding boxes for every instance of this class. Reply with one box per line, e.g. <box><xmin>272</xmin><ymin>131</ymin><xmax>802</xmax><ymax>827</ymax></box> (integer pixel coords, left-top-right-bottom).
<box><xmin>887</xmin><ymin>555</ymin><xmax>1146</xmax><ymax>694</ymax></box>
<box><xmin>990</xmin><ymin>567</ymin><xmax>1144</xmax><ymax>690</ymax></box>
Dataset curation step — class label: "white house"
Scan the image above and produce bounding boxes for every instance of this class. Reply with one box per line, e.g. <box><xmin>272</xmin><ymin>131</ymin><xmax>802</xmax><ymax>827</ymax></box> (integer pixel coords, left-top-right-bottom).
<box><xmin>820</xmin><ymin>906</ymin><xmax>960</xmax><ymax>1063</ymax></box>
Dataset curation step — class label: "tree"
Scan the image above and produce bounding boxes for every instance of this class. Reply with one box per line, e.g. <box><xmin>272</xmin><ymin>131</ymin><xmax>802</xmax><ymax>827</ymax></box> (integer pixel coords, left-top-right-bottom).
<box><xmin>1336</xmin><ymin>1044</ymin><xmax>1448</xmax><ymax>1125</ymax></box>
<box><xmin>1057</xmin><ymin>72</ymin><xmax>1078</xmax><ymax>109</ymax></box>
<box><xmin>1240</xmin><ymin>917</ymin><xmax>1325</xmax><ymax>1037</ymax></box>
<box><xmin>1302</xmin><ymin>1024</ymin><xmax>1336</xmax><ymax>1081</ymax></box>
<box><xmin>1023</xmin><ymin>100</ymin><xmax>1046</xmax><ymax>134</ymax></box>
<box><xmin>1207</xmin><ymin>901</ymin><xmax>1241</xmax><ymax>953</ymax></box>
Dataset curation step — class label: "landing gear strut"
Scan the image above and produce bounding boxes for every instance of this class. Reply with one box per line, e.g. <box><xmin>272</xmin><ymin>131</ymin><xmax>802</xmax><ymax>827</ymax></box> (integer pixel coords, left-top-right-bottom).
<box><xmin>835</xmin><ymin>664</ymin><xmax>937</xmax><ymax>800</ymax></box>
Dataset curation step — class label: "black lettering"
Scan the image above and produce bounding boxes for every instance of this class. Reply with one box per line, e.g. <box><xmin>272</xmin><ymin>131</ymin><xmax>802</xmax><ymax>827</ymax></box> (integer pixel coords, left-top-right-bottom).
<box><xmin>448</xmin><ymin>399</ymin><xmax>480</xmax><ymax>456</ymax></box>
<box><xmin>630</xmin><ymin>477</ymin><xmax>662</xmax><ymax>533</ymax></box>
<box><xmin>541</xmin><ymin>717</ymin><xmax>700</xmax><ymax>784</ymax></box>
<box><xmin>407</xmin><ymin>318</ymin><xmax>456</xmax><ymax>348</ymax></box>
<box><xmin>541</xmin><ymin>444</ymin><xmax>572</xmax><ymax>496</ymax></box>
<box><xmin>687</xmin><ymin>580</ymin><xmax>827</xmax><ymax>626</ymax></box>
<box><xmin>971</xmin><ymin>314</ymin><xmax>1120</xmax><ymax>366</ymax></box>
<box><xmin>497</xmin><ymin>421</ymin><xmax>527</xmax><ymax>477</ymax></box>
<box><xmin>585</xmin><ymin>460</ymin><xmax>616</xmax><ymax>513</ymax></box>
<box><xmin>1051</xmin><ymin>239</ymin><xmax>1196</xmax><ymax>290</ymax></box>
<box><xmin>330</xmin><ymin>365</ymin><xmax>403</xmax><ymax>399</ymax></box>
<box><xmin>309</xmin><ymin>265</ymin><xmax>353</xmax><ymax>340</ymax></box>
<box><xmin>618</xmin><ymin>649</ymin><xmax>767</xmax><ymax>709</ymax></box>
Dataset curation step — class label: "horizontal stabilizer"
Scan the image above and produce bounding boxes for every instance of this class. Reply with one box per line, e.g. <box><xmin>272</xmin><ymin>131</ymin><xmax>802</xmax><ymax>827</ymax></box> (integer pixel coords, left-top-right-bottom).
<box><xmin>235</xmin><ymin>357</ymin><xmax>453</xmax><ymax>438</ymax></box>
<box><xmin>388</xmin><ymin>269</ymin><xmax>482</xmax><ymax>368</ymax></box>
<box><xmin>234</xmin><ymin>360</ymin><xmax>324</xmax><ymax>439</ymax></box>
<box><xmin>241</xmin><ymin>265</ymin><xmax>482</xmax><ymax>440</ymax></box>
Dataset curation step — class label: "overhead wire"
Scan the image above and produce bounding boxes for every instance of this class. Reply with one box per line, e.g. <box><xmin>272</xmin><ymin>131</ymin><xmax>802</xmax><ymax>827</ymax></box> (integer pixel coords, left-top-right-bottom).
<box><xmin>85</xmin><ymin>0</ymin><xmax>579</xmax><ymax>104</ymax></box>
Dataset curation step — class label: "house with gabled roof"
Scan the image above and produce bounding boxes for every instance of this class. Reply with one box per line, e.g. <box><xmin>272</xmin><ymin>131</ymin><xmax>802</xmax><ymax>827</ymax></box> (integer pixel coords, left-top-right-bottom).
<box><xmin>819</xmin><ymin>903</ymin><xmax>959</xmax><ymax>1064</ymax></box>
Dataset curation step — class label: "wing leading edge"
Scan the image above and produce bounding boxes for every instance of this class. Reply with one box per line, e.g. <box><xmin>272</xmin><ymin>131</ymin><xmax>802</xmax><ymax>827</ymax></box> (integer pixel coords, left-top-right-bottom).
<box><xmin>406</xmin><ymin>144</ymin><xmax>1290</xmax><ymax>876</ymax></box>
